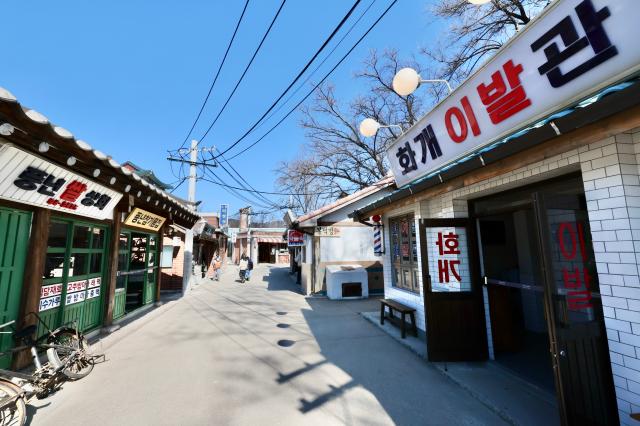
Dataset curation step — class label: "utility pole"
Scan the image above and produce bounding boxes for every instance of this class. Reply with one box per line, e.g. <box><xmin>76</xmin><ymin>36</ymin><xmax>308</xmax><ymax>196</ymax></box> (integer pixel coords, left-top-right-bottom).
<box><xmin>167</xmin><ymin>141</ymin><xmax>217</xmax><ymax>295</ymax></box>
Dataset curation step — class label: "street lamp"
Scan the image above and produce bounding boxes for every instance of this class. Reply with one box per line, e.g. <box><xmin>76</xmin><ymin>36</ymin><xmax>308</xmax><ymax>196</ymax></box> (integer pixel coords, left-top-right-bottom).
<box><xmin>392</xmin><ymin>67</ymin><xmax>453</xmax><ymax>97</ymax></box>
<box><xmin>359</xmin><ymin>118</ymin><xmax>403</xmax><ymax>138</ymax></box>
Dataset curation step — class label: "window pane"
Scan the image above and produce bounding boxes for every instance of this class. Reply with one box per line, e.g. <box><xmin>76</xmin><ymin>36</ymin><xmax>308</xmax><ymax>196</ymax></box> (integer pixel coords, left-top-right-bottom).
<box><xmin>68</xmin><ymin>253</ymin><xmax>88</xmax><ymax>277</ymax></box>
<box><xmin>119</xmin><ymin>233</ymin><xmax>129</xmax><ymax>251</ymax></box>
<box><xmin>92</xmin><ymin>228</ymin><xmax>105</xmax><ymax>249</ymax></box>
<box><xmin>90</xmin><ymin>254</ymin><xmax>103</xmax><ymax>274</ymax></box>
<box><xmin>43</xmin><ymin>254</ymin><xmax>66</xmax><ymax>279</ymax></box>
<box><xmin>47</xmin><ymin>222</ymin><xmax>68</xmax><ymax>248</ymax></box>
<box><xmin>116</xmin><ymin>275</ymin><xmax>127</xmax><ymax>289</ymax></box>
<box><xmin>72</xmin><ymin>226</ymin><xmax>91</xmax><ymax>248</ymax></box>
<box><xmin>148</xmin><ymin>251</ymin><xmax>156</xmax><ymax>268</ymax></box>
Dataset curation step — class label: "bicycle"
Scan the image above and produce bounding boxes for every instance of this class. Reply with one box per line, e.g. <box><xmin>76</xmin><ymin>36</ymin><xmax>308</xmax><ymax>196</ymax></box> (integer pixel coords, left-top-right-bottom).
<box><xmin>0</xmin><ymin>313</ymin><xmax>98</xmax><ymax>425</ymax></box>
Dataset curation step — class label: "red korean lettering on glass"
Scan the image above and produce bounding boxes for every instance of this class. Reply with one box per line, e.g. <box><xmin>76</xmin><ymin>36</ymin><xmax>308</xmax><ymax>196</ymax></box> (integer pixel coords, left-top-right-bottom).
<box><xmin>477</xmin><ymin>60</ymin><xmax>532</xmax><ymax>125</ymax></box>
<box><xmin>557</xmin><ymin>221</ymin><xmax>593</xmax><ymax>310</ymax></box>
<box><xmin>436</xmin><ymin>232</ymin><xmax>461</xmax><ymax>283</ymax></box>
<box><xmin>444</xmin><ymin>97</ymin><xmax>481</xmax><ymax>144</ymax></box>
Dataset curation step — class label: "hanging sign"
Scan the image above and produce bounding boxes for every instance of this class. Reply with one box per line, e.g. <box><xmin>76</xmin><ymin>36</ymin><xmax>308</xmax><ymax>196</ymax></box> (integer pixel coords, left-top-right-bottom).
<box><xmin>124</xmin><ymin>207</ymin><xmax>166</xmax><ymax>231</ymax></box>
<box><xmin>0</xmin><ymin>144</ymin><xmax>122</xmax><ymax>220</ymax></box>
<box><xmin>220</xmin><ymin>204</ymin><xmax>229</xmax><ymax>227</ymax></box>
<box><xmin>287</xmin><ymin>229</ymin><xmax>304</xmax><ymax>247</ymax></box>
<box><xmin>387</xmin><ymin>0</ymin><xmax>640</xmax><ymax>188</ymax></box>
<box><xmin>315</xmin><ymin>226</ymin><xmax>341</xmax><ymax>237</ymax></box>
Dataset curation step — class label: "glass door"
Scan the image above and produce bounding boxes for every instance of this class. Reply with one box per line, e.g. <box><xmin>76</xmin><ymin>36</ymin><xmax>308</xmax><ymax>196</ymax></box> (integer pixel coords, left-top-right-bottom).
<box><xmin>143</xmin><ymin>235</ymin><xmax>157</xmax><ymax>305</ymax></box>
<box><xmin>535</xmin><ymin>181</ymin><xmax>618</xmax><ymax>425</ymax></box>
<box><xmin>40</xmin><ymin>219</ymin><xmax>108</xmax><ymax>335</ymax></box>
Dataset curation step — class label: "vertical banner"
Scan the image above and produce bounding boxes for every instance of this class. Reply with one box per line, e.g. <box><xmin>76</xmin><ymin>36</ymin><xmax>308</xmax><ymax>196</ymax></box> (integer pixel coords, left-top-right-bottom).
<box><xmin>373</xmin><ymin>224</ymin><xmax>384</xmax><ymax>256</ymax></box>
<box><xmin>220</xmin><ymin>204</ymin><xmax>228</xmax><ymax>227</ymax></box>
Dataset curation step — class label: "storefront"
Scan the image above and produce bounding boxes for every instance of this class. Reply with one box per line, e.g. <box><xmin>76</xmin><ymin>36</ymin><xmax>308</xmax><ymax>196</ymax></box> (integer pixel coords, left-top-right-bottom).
<box><xmin>0</xmin><ymin>85</ymin><xmax>199</xmax><ymax>368</ymax></box>
<box><xmin>351</xmin><ymin>1</ymin><xmax>640</xmax><ymax>423</ymax></box>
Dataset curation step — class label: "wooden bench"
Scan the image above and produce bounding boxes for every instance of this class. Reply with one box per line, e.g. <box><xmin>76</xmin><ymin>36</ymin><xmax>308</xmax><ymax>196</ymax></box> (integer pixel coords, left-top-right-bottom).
<box><xmin>380</xmin><ymin>299</ymin><xmax>417</xmax><ymax>339</ymax></box>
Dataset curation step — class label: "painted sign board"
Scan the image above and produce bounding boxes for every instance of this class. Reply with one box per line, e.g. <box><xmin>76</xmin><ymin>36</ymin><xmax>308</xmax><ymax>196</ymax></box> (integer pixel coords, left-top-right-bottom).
<box><xmin>220</xmin><ymin>204</ymin><xmax>229</xmax><ymax>227</ymax></box>
<box><xmin>124</xmin><ymin>207</ymin><xmax>166</xmax><ymax>232</ymax></box>
<box><xmin>315</xmin><ymin>226</ymin><xmax>341</xmax><ymax>237</ymax></box>
<box><xmin>386</xmin><ymin>0</ymin><xmax>640</xmax><ymax>188</ymax></box>
<box><xmin>0</xmin><ymin>144</ymin><xmax>122</xmax><ymax>220</ymax></box>
<box><xmin>287</xmin><ymin>230</ymin><xmax>304</xmax><ymax>247</ymax></box>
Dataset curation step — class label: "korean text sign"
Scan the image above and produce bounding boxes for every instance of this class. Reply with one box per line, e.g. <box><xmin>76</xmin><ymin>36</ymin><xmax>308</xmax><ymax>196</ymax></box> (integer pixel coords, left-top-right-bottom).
<box><xmin>426</xmin><ymin>227</ymin><xmax>471</xmax><ymax>292</ymax></box>
<box><xmin>386</xmin><ymin>0</ymin><xmax>640</xmax><ymax>188</ymax></box>
<box><xmin>124</xmin><ymin>208</ymin><xmax>166</xmax><ymax>231</ymax></box>
<box><xmin>0</xmin><ymin>144</ymin><xmax>122</xmax><ymax>220</ymax></box>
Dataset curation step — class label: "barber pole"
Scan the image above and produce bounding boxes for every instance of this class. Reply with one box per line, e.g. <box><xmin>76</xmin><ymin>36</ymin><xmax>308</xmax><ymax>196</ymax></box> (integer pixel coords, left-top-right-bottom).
<box><xmin>372</xmin><ymin>215</ymin><xmax>383</xmax><ymax>256</ymax></box>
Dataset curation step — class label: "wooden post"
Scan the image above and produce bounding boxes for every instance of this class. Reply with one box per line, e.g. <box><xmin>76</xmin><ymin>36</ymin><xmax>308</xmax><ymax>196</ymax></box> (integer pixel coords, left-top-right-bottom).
<box><xmin>104</xmin><ymin>209</ymin><xmax>121</xmax><ymax>326</ymax></box>
<box><xmin>155</xmin><ymin>225</ymin><xmax>165</xmax><ymax>304</ymax></box>
<box><xmin>13</xmin><ymin>208</ymin><xmax>50</xmax><ymax>368</ymax></box>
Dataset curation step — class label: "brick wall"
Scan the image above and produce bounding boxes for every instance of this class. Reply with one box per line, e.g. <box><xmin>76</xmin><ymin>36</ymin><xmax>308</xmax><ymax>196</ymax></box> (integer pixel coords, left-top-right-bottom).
<box><xmin>381</xmin><ymin>126</ymin><xmax>640</xmax><ymax>422</ymax></box>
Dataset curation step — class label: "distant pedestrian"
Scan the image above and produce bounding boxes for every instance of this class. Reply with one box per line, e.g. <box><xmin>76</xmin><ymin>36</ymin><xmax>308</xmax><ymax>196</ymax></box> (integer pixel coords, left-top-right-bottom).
<box><xmin>211</xmin><ymin>252</ymin><xmax>222</xmax><ymax>281</ymax></box>
<box><xmin>246</xmin><ymin>257</ymin><xmax>254</xmax><ymax>281</ymax></box>
<box><xmin>238</xmin><ymin>254</ymin><xmax>248</xmax><ymax>283</ymax></box>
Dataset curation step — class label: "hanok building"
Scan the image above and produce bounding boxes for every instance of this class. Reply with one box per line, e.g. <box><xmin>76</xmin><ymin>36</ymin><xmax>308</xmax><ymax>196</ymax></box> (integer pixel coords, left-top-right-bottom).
<box><xmin>351</xmin><ymin>1</ymin><xmax>640</xmax><ymax>424</ymax></box>
<box><xmin>0</xmin><ymin>86</ymin><xmax>199</xmax><ymax>367</ymax></box>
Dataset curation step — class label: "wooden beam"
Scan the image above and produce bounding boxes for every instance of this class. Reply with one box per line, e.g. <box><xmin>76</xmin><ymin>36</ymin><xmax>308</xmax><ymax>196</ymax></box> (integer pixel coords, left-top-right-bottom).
<box><xmin>104</xmin><ymin>209</ymin><xmax>122</xmax><ymax>326</ymax></box>
<box><xmin>13</xmin><ymin>208</ymin><xmax>50</xmax><ymax>369</ymax></box>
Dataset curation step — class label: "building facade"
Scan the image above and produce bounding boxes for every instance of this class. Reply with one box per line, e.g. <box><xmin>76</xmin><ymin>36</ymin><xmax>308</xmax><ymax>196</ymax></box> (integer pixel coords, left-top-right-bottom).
<box><xmin>0</xmin><ymin>86</ymin><xmax>199</xmax><ymax>368</ymax></box>
<box><xmin>352</xmin><ymin>1</ymin><xmax>640</xmax><ymax>423</ymax></box>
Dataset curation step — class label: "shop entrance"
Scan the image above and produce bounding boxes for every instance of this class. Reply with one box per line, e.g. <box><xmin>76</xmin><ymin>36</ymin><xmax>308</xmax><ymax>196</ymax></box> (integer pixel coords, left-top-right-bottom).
<box><xmin>40</xmin><ymin>219</ymin><xmax>108</xmax><ymax>336</ymax></box>
<box><xmin>0</xmin><ymin>207</ymin><xmax>31</xmax><ymax>368</ymax></box>
<box><xmin>114</xmin><ymin>230</ymin><xmax>158</xmax><ymax>319</ymax></box>
<box><xmin>472</xmin><ymin>175</ymin><xmax>618</xmax><ymax>425</ymax></box>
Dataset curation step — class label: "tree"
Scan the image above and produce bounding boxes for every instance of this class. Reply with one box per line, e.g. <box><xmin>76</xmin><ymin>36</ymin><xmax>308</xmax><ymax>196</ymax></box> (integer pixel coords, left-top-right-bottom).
<box><xmin>277</xmin><ymin>1</ymin><xmax>549</xmax><ymax>214</ymax></box>
<box><xmin>425</xmin><ymin>0</ymin><xmax>550</xmax><ymax>83</ymax></box>
<box><xmin>277</xmin><ymin>49</ymin><xmax>428</xmax><ymax>214</ymax></box>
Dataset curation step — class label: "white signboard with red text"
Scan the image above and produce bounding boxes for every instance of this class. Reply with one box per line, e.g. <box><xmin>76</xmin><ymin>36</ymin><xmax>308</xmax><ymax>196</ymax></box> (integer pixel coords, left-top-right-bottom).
<box><xmin>387</xmin><ymin>0</ymin><xmax>640</xmax><ymax>188</ymax></box>
<box><xmin>425</xmin><ymin>227</ymin><xmax>471</xmax><ymax>292</ymax></box>
<box><xmin>0</xmin><ymin>144</ymin><xmax>122</xmax><ymax>220</ymax></box>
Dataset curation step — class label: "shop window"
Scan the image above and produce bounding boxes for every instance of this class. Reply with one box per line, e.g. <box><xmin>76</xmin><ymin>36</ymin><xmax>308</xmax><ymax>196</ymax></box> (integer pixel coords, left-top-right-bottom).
<box><xmin>118</xmin><ymin>233</ymin><xmax>129</xmax><ymax>251</ymax></box>
<box><xmin>91</xmin><ymin>228</ymin><xmax>105</xmax><ymax>249</ymax></box>
<box><xmin>68</xmin><ymin>253</ymin><xmax>88</xmax><ymax>277</ymax></box>
<box><xmin>47</xmin><ymin>222</ymin><xmax>68</xmax><ymax>248</ymax></box>
<box><xmin>389</xmin><ymin>214</ymin><xmax>420</xmax><ymax>294</ymax></box>
<box><xmin>72</xmin><ymin>225</ymin><xmax>91</xmax><ymax>248</ymax></box>
<box><xmin>116</xmin><ymin>253</ymin><xmax>128</xmax><ymax>289</ymax></box>
<box><xmin>89</xmin><ymin>254</ymin><xmax>103</xmax><ymax>274</ymax></box>
<box><xmin>43</xmin><ymin>254</ymin><xmax>66</xmax><ymax>279</ymax></box>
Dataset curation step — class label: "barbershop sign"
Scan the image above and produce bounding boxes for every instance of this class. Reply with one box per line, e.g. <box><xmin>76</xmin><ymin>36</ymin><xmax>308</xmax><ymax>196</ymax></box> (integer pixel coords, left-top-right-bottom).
<box><xmin>387</xmin><ymin>0</ymin><xmax>640</xmax><ymax>188</ymax></box>
<box><xmin>0</xmin><ymin>144</ymin><xmax>122</xmax><ymax>220</ymax></box>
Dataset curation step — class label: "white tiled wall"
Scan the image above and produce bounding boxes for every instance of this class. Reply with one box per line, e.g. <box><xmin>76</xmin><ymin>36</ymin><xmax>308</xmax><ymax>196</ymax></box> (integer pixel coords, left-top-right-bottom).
<box><xmin>381</xmin><ymin>127</ymin><xmax>640</xmax><ymax>423</ymax></box>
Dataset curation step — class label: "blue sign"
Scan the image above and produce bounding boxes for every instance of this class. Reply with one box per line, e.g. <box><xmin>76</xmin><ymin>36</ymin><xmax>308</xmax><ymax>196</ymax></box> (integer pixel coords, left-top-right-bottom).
<box><xmin>220</xmin><ymin>204</ymin><xmax>228</xmax><ymax>227</ymax></box>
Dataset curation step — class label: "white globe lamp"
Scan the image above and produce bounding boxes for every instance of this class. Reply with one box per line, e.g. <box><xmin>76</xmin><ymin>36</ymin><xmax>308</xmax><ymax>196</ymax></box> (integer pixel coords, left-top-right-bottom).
<box><xmin>359</xmin><ymin>118</ymin><xmax>381</xmax><ymax>138</ymax></box>
<box><xmin>392</xmin><ymin>68</ymin><xmax>422</xmax><ymax>96</ymax></box>
<box><xmin>468</xmin><ymin>0</ymin><xmax>491</xmax><ymax>4</ymax></box>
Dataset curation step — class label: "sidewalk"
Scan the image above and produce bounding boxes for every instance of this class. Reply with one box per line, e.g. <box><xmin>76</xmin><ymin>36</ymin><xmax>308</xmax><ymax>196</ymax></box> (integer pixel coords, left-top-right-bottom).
<box><xmin>362</xmin><ymin>311</ymin><xmax>560</xmax><ymax>426</ymax></box>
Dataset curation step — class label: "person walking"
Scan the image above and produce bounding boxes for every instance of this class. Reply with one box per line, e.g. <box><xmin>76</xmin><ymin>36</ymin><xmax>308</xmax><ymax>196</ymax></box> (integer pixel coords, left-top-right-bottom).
<box><xmin>245</xmin><ymin>257</ymin><xmax>254</xmax><ymax>282</ymax></box>
<box><xmin>211</xmin><ymin>252</ymin><xmax>222</xmax><ymax>281</ymax></box>
<box><xmin>238</xmin><ymin>254</ymin><xmax>248</xmax><ymax>283</ymax></box>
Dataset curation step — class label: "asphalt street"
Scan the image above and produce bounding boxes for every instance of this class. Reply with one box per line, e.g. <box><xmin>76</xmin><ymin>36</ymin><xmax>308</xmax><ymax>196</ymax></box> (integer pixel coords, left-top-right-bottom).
<box><xmin>29</xmin><ymin>265</ymin><xmax>507</xmax><ymax>426</ymax></box>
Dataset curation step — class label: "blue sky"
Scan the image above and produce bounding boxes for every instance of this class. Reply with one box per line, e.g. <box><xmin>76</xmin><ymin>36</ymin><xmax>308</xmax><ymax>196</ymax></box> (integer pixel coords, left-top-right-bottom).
<box><xmin>1</xmin><ymin>0</ymin><xmax>442</xmax><ymax>216</ymax></box>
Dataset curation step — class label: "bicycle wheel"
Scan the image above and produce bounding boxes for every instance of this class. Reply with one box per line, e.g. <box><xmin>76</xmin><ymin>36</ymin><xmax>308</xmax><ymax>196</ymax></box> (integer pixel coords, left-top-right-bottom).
<box><xmin>48</xmin><ymin>330</ymin><xmax>94</xmax><ymax>380</ymax></box>
<box><xmin>0</xmin><ymin>381</ymin><xmax>26</xmax><ymax>426</ymax></box>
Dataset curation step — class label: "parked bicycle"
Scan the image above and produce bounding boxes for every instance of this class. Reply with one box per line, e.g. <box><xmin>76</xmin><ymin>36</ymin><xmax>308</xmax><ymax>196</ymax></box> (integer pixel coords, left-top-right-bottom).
<box><xmin>0</xmin><ymin>313</ymin><xmax>98</xmax><ymax>425</ymax></box>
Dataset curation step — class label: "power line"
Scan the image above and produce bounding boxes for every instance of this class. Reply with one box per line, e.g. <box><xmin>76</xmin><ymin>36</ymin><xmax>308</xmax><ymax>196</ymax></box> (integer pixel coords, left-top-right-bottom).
<box><xmin>256</xmin><ymin>0</ymin><xmax>376</xmax><ymax>132</ymax></box>
<box><xmin>211</xmin><ymin>0</ymin><xmax>363</xmax><ymax>158</ymax></box>
<box><xmin>224</xmin><ymin>0</ymin><xmax>398</xmax><ymax>161</ymax></box>
<box><xmin>177</xmin><ymin>0</ymin><xmax>251</xmax><ymax>152</ymax></box>
<box><xmin>201</xmin><ymin>167</ymin><xmax>277</xmax><ymax>209</ymax></box>
<box><xmin>196</xmin><ymin>0</ymin><xmax>288</xmax><ymax>143</ymax></box>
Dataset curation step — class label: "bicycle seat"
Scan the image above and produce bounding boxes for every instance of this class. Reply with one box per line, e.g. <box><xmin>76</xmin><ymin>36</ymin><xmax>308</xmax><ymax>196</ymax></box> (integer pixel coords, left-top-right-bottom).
<box><xmin>13</xmin><ymin>325</ymin><xmax>37</xmax><ymax>342</ymax></box>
